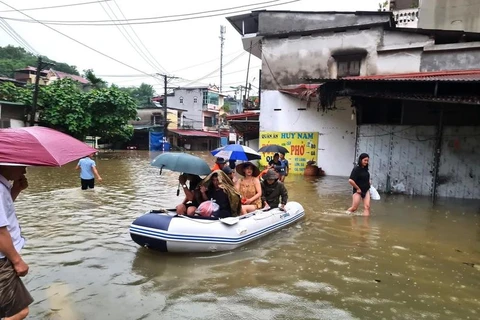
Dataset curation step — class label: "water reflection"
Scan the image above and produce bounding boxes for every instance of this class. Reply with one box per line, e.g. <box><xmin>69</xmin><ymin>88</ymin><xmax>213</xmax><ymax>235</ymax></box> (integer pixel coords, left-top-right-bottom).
<box><xmin>10</xmin><ymin>151</ymin><xmax>480</xmax><ymax>319</ymax></box>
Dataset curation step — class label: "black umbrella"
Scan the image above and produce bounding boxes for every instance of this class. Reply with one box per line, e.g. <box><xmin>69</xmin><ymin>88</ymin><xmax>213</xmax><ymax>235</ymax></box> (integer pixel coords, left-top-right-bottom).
<box><xmin>258</xmin><ymin>144</ymin><xmax>289</xmax><ymax>154</ymax></box>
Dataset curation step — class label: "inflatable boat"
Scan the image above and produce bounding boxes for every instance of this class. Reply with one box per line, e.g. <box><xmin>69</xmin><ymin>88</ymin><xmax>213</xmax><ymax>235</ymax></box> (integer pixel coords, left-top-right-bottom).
<box><xmin>129</xmin><ymin>201</ymin><xmax>305</xmax><ymax>253</ymax></box>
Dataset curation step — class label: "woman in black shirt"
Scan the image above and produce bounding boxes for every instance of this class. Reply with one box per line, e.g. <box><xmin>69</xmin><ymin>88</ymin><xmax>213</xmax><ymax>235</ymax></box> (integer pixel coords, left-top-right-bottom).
<box><xmin>347</xmin><ymin>153</ymin><xmax>371</xmax><ymax>216</ymax></box>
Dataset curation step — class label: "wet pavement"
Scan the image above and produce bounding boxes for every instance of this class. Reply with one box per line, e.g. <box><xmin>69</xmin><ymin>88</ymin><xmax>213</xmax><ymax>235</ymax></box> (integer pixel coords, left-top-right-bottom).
<box><xmin>12</xmin><ymin>151</ymin><xmax>480</xmax><ymax>319</ymax></box>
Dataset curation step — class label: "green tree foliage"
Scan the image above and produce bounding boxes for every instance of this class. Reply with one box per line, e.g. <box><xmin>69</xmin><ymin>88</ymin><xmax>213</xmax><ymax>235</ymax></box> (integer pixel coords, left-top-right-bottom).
<box><xmin>0</xmin><ymin>45</ymin><xmax>79</xmax><ymax>78</ymax></box>
<box><xmin>38</xmin><ymin>79</ymin><xmax>90</xmax><ymax>138</ymax></box>
<box><xmin>119</xmin><ymin>82</ymin><xmax>155</xmax><ymax>107</ymax></box>
<box><xmin>84</xmin><ymin>87</ymin><xmax>137</xmax><ymax>141</ymax></box>
<box><xmin>35</xmin><ymin>78</ymin><xmax>136</xmax><ymax>141</ymax></box>
<box><xmin>0</xmin><ymin>82</ymin><xmax>31</xmax><ymax>104</ymax></box>
<box><xmin>83</xmin><ymin>69</ymin><xmax>107</xmax><ymax>89</ymax></box>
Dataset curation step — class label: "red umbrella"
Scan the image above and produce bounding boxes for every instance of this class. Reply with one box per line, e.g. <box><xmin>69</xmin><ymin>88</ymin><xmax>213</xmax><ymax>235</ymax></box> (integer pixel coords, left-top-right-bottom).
<box><xmin>0</xmin><ymin>126</ymin><xmax>97</xmax><ymax>166</ymax></box>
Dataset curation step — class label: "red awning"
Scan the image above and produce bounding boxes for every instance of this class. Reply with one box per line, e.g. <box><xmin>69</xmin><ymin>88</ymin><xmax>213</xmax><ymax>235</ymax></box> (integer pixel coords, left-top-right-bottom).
<box><xmin>169</xmin><ymin>129</ymin><xmax>220</xmax><ymax>138</ymax></box>
<box><xmin>279</xmin><ymin>84</ymin><xmax>320</xmax><ymax>101</ymax></box>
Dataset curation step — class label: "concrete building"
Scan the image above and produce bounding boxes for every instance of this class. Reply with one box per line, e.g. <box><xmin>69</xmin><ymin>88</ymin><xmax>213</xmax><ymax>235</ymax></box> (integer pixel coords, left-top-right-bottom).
<box><xmin>0</xmin><ymin>100</ymin><xmax>27</xmax><ymax>128</ymax></box>
<box><xmin>227</xmin><ymin>10</ymin><xmax>480</xmax><ymax>199</ymax></box>
<box><xmin>165</xmin><ymin>85</ymin><xmax>224</xmax><ymax>132</ymax></box>
<box><xmin>14</xmin><ymin>67</ymin><xmax>89</xmax><ymax>88</ymax></box>
<box><xmin>418</xmin><ymin>0</ymin><xmax>480</xmax><ymax>32</ymax></box>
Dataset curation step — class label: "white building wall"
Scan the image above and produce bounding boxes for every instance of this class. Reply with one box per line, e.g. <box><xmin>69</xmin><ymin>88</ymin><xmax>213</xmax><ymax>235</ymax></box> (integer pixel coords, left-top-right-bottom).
<box><xmin>376</xmin><ymin>50</ymin><xmax>423</xmax><ymax>74</ymax></box>
<box><xmin>167</xmin><ymin>88</ymin><xmax>204</xmax><ymax>130</ymax></box>
<box><xmin>260</xmin><ymin>91</ymin><xmax>356</xmax><ymax>176</ymax></box>
<box><xmin>260</xmin><ymin>28</ymin><xmax>432</xmax><ymax>89</ymax></box>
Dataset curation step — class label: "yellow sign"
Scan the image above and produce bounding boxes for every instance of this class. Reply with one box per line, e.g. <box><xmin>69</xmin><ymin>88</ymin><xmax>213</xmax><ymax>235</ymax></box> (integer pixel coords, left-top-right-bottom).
<box><xmin>259</xmin><ymin>132</ymin><xmax>319</xmax><ymax>174</ymax></box>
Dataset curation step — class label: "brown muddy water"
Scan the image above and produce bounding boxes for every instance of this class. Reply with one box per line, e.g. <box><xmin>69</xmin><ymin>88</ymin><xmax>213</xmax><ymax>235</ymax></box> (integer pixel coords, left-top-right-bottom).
<box><xmin>12</xmin><ymin>151</ymin><xmax>480</xmax><ymax>319</ymax></box>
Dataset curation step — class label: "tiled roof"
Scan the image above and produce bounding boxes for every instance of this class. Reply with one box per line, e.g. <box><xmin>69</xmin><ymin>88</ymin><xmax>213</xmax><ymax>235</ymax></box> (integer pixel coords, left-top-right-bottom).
<box><xmin>226</xmin><ymin>111</ymin><xmax>260</xmax><ymax>120</ymax></box>
<box><xmin>52</xmin><ymin>70</ymin><xmax>89</xmax><ymax>84</ymax></box>
<box><xmin>169</xmin><ymin>129</ymin><xmax>220</xmax><ymax>138</ymax></box>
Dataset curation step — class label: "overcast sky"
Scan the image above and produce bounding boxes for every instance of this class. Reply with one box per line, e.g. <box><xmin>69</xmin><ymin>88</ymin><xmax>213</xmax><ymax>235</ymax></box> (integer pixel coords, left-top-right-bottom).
<box><xmin>0</xmin><ymin>0</ymin><xmax>380</xmax><ymax>95</ymax></box>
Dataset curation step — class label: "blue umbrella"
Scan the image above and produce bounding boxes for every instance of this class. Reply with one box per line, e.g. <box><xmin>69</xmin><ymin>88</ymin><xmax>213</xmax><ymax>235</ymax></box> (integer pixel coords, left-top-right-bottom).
<box><xmin>151</xmin><ymin>153</ymin><xmax>211</xmax><ymax>175</ymax></box>
<box><xmin>211</xmin><ymin>144</ymin><xmax>261</xmax><ymax>161</ymax></box>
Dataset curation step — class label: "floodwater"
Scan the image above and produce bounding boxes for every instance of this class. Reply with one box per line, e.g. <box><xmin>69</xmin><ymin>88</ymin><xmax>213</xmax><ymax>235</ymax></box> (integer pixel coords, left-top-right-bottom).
<box><xmin>13</xmin><ymin>151</ymin><xmax>480</xmax><ymax>319</ymax></box>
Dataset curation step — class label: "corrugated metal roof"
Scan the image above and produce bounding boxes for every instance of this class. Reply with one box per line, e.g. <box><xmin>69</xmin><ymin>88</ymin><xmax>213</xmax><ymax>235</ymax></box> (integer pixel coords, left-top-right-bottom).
<box><xmin>169</xmin><ymin>129</ymin><xmax>220</xmax><ymax>138</ymax></box>
<box><xmin>305</xmin><ymin>70</ymin><xmax>480</xmax><ymax>83</ymax></box>
<box><xmin>343</xmin><ymin>70</ymin><xmax>480</xmax><ymax>82</ymax></box>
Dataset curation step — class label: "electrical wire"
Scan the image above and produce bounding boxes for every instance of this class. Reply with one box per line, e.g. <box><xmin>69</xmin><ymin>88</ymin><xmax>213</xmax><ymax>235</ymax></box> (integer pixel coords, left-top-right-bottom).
<box><xmin>0</xmin><ymin>0</ymin><xmax>160</xmax><ymax>79</ymax></box>
<box><xmin>0</xmin><ymin>18</ymin><xmax>38</xmax><ymax>54</ymax></box>
<box><xmin>171</xmin><ymin>49</ymin><xmax>245</xmax><ymax>73</ymax></box>
<box><xmin>111</xmin><ymin>0</ymin><xmax>168</xmax><ymax>73</ymax></box>
<box><xmin>0</xmin><ymin>0</ymin><xmax>112</xmax><ymax>12</ymax></box>
<box><xmin>0</xmin><ymin>0</ymin><xmax>301</xmax><ymax>26</ymax></box>
<box><xmin>97</xmin><ymin>0</ymin><xmax>166</xmax><ymax>76</ymax></box>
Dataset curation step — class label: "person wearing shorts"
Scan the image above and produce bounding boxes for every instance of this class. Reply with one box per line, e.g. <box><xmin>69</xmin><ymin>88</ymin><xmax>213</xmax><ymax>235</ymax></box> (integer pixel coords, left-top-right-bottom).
<box><xmin>0</xmin><ymin>165</ymin><xmax>34</xmax><ymax>320</ymax></box>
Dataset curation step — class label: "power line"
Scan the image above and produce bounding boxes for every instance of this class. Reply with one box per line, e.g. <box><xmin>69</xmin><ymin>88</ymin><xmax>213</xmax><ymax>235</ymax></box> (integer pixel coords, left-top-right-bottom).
<box><xmin>0</xmin><ymin>1</ymin><xmax>159</xmax><ymax>79</ymax></box>
<box><xmin>0</xmin><ymin>18</ymin><xmax>38</xmax><ymax>54</ymax></box>
<box><xmin>97</xmin><ymin>0</ymin><xmax>165</xmax><ymax>75</ymax></box>
<box><xmin>0</xmin><ymin>0</ymin><xmax>112</xmax><ymax>12</ymax></box>
<box><xmin>111</xmin><ymin>0</ymin><xmax>168</xmax><ymax>73</ymax></box>
<box><xmin>0</xmin><ymin>0</ymin><xmax>301</xmax><ymax>26</ymax></box>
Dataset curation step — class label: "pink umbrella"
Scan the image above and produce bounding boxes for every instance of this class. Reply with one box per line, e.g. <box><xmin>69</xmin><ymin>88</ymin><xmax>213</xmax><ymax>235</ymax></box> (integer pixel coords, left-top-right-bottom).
<box><xmin>0</xmin><ymin>126</ymin><xmax>97</xmax><ymax>167</ymax></box>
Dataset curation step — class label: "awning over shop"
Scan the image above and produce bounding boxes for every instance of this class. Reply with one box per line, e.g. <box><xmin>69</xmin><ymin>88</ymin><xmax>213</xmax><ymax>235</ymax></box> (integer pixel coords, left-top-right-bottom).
<box><xmin>279</xmin><ymin>84</ymin><xmax>320</xmax><ymax>100</ymax></box>
<box><xmin>229</xmin><ymin>120</ymin><xmax>259</xmax><ymax>140</ymax></box>
<box><xmin>169</xmin><ymin>129</ymin><xmax>220</xmax><ymax>138</ymax></box>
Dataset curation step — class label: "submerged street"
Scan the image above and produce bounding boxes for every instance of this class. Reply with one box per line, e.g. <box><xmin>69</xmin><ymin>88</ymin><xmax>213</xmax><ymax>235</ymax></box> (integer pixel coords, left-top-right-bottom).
<box><xmin>15</xmin><ymin>151</ymin><xmax>480</xmax><ymax>319</ymax></box>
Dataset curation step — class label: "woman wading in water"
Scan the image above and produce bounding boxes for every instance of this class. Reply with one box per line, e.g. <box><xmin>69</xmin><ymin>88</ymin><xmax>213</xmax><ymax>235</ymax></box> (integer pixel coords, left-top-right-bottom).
<box><xmin>347</xmin><ymin>153</ymin><xmax>371</xmax><ymax>216</ymax></box>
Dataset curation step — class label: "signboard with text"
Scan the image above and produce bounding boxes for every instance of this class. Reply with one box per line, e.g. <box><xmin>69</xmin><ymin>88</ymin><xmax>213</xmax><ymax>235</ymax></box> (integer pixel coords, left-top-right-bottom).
<box><xmin>259</xmin><ymin>131</ymin><xmax>319</xmax><ymax>174</ymax></box>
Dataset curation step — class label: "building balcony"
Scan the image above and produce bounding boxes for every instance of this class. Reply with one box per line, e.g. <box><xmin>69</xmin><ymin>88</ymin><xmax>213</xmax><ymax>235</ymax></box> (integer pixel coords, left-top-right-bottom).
<box><xmin>393</xmin><ymin>8</ymin><xmax>419</xmax><ymax>28</ymax></box>
<box><xmin>202</xmin><ymin>104</ymin><xmax>220</xmax><ymax>112</ymax></box>
<box><xmin>203</xmin><ymin>125</ymin><xmax>219</xmax><ymax>132</ymax></box>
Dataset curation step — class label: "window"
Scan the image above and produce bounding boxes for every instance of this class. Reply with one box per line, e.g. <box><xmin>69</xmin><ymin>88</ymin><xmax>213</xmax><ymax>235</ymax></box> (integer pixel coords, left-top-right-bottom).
<box><xmin>203</xmin><ymin>91</ymin><xmax>208</xmax><ymax>105</ymax></box>
<box><xmin>193</xmin><ymin>96</ymin><xmax>198</xmax><ymax>103</ymax></box>
<box><xmin>151</xmin><ymin>114</ymin><xmax>163</xmax><ymax>125</ymax></box>
<box><xmin>202</xmin><ymin>91</ymin><xmax>219</xmax><ymax>106</ymax></box>
<box><xmin>179</xmin><ymin>96</ymin><xmax>184</xmax><ymax>104</ymax></box>
<box><xmin>334</xmin><ymin>53</ymin><xmax>363</xmax><ymax>78</ymax></box>
<box><xmin>204</xmin><ymin>116</ymin><xmax>213</xmax><ymax>127</ymax></box>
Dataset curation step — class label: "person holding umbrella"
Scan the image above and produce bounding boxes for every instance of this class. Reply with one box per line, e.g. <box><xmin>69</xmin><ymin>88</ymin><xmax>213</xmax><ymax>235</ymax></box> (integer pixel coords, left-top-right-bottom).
<box><xmin>176</xmin><ymin>174</ymin><xmax>202</xmax><ymax>216</ymax></box>
<box><xmin>0</xmin><ymin>165</ymin><xmax>33</xmax><ymax>320</ymax></box>
<box><xmin>278</xmin><ymin>153</ymin><xmax>289</xmax><ymax>182</ymax></box>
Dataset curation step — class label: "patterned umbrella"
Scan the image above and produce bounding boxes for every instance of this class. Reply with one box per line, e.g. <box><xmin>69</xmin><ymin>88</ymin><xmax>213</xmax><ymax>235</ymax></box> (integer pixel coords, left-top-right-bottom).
<box><xmin>211</xmin><ymin>144</ymin><xmax>261</xmax><ymax>161</ymax></box>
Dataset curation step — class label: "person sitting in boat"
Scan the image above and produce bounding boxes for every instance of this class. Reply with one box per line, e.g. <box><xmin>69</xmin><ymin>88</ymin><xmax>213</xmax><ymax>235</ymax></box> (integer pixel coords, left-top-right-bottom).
<box><xmin>235</xmin><ymin>162</ymin><xmax>262</xmax><ymax>215</ymax></box>
<box><xmin>199</xmin><ymin>171</ymin><xmax>241</xmax><ymax>218</ymax></box>
<box><xmin>175</xmin><ymin>173</ymin><xmax>202</xmax><ymax>216</ymax></box>
<box><xmin>261</xmin><ymin>169</ymin><xmax>288</xmax><ymax>210</ymax></box>
<box><xmin>222</xmin><ymin>166</ymin><xmax>236</xmax><ymax>183</ymax></box>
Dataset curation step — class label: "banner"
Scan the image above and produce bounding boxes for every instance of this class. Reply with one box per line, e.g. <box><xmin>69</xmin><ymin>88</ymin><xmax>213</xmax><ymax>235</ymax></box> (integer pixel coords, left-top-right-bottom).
<box><xmin>259</xmin><ymin>132</ymin><xmax>319</xmax><ymax>174</ymax></box>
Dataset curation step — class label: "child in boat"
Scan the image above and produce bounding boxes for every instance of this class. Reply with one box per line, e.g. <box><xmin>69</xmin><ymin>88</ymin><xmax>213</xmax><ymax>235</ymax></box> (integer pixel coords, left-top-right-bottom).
<box><xmin>199</xmin><ymin>170</ymin><xmax>242</xmax><ymax>218</ymax></box>
<box><xmin>175</xmin><ymin>174</ymin><xmax>202</xmax><ymax>216</ymax></box>
<box><xmin>261</xmin><ymin>169</ymin><xmax>288</xmax><ymax>210</ymax></box>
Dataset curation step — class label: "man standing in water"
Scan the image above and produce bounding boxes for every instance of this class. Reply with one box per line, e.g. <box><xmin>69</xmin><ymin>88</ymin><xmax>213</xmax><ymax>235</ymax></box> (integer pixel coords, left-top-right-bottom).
<box><xmin>0</xmin><ymin>165</ymin><xmax>33</xmax><ymax>320</ymax></box>
<box><xmin>76</xmin><ymin>153</ymin><xmax>102</xmax><ymax>190</ymax></box>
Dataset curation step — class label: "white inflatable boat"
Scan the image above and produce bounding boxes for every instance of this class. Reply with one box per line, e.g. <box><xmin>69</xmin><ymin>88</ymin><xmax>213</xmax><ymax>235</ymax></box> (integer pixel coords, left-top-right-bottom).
<box><xmin>129</xmin><ymin>201</ymin><xmax>305</xmax><ymax>253</ymax></box>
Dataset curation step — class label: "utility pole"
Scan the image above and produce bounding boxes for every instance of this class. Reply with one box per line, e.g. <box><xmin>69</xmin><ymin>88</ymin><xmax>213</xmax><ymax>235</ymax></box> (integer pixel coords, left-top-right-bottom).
<box><xmin>244</xmin><ymin>41</ymin><xmax>253</xmax><ymax>109</ymax></box>
<box><xmin>156</xmin><ymin>73</ymin><xmax>179</xmax><ymax>142</ymax></box>
<box><xmin>219</xmin><ymin>25</ymin><xmax>226</xmax><ymax>93</ymax></box>
<box><xmin>30</xmin><ymin>56</ymin><xmax>54</xmax><ymax>126</ymax></box>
